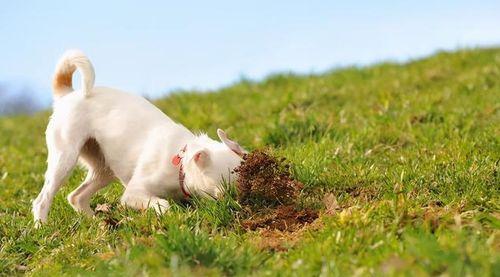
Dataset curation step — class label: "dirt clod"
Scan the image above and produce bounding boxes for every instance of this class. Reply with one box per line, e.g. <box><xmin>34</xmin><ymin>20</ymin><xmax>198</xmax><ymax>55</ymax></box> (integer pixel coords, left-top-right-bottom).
<box><xmin>235</xmin><ymin>150</ymin><xmax>303</xmax><ymax>206</ymax></box>
<box><xmin>235</xmin><ymin>150</ymin><xmax>318</xmax><ymax>232</ymax></box>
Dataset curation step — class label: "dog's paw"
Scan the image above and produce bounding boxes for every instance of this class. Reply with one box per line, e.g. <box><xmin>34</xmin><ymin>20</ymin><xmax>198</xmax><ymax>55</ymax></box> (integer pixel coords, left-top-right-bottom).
<box><xmin>151</xmin><ymin>199</ymin><xmax>170</xmax><ymax>215</ymax></box>
<box><xmin>34</xmin><ymin>220</ymin><xmax>43</xmax><ymax>229</ymax></box>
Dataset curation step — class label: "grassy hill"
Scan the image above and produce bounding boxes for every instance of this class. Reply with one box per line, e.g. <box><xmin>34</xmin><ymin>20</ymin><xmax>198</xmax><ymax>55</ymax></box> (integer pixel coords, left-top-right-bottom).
<box><xmin>0</xmin><ymin>48</ymin><xmax>499</xmax><ymax>276</ymax></box>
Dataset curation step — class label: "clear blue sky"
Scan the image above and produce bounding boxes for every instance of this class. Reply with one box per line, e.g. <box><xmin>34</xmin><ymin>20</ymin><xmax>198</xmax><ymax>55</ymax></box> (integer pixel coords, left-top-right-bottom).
<box><xmin>1</xmin><ymin>0</ymin><xmax>499</xmax><ymax>105</ymax></box>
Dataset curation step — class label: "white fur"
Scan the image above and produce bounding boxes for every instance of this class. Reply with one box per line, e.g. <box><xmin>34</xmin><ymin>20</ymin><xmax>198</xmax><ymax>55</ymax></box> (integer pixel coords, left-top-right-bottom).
<box><xmin>32</xmin><ymin>50</ymin><xmax>244</xmax><ymax>226</ymax></box>
<box><xmin>53</xmin><ymin>49</ymin><xmax>95</xmax><ymax>97</ymax></box>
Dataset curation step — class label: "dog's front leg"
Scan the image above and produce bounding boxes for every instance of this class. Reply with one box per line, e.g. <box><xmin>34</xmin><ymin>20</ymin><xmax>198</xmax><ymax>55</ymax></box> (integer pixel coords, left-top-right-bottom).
<box><xmin>120</xmin><ymin>186</ymin><xmax>170</xmax><ymax>214</ymax></box>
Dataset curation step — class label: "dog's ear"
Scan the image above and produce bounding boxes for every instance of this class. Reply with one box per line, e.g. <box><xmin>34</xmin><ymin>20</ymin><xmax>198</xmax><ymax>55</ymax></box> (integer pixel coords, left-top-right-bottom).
<box><xmin>217</xmin><ymin>129</ymin><xmax>246</xmax><ymax>157</ymax></box>
<box><xmin>193</xmin><ymin>149</ymin><xmax>210</xmax><ymax>168</ymax></box>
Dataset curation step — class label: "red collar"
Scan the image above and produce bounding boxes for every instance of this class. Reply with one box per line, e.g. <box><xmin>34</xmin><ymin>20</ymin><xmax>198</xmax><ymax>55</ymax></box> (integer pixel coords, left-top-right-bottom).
<box><xmin>171</xmin><ymin>145</ymin><xmax>190</xmax><ymax>198</ymax></box>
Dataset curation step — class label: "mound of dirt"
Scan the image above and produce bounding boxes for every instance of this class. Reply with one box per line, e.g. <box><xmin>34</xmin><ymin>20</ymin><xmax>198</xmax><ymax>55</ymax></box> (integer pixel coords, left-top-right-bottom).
<box><xmin>234</xmin><ymin>150</ymin><xmax>318</xmax><ymax>232</ymax></box>
<box><xmin>235</xmin><ymin>150</ymin><xmax>303</xmax><ymax>206</ymax></box>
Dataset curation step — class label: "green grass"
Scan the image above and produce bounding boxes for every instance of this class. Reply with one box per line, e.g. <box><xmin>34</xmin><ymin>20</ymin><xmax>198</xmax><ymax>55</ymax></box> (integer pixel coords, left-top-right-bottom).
<box><xmin>1</xmin><ymin>48</ymin><xmax>499</xmax><ymax>276</ymax></box>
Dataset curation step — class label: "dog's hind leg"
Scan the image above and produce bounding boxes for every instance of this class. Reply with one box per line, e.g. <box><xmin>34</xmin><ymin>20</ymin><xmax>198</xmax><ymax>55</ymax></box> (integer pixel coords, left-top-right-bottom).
<box><xmin>67</xmin><ymin>169</ymin><xmax>114</xmax><ymax>215</ymax></box>
<box><xmin>32</xmin><ymin>144</ymin><xmax>80</xmax><ymax>226</ymax></box>
<box><xmin>32</xmin><ymin>122</ymin><xmax>87</xmax><ymax>226</ymax></box>
<box><xmin>67</xmin><ymin>138</ymin><xmax>115</xmax><ymax>215</ymax></box>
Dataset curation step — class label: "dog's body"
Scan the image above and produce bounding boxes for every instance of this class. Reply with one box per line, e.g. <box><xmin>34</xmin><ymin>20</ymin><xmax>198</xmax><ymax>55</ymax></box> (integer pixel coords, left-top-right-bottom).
<box><xmin>32</xmin><ymin>50</ymin><xmax>244</xmax><ymax>225</ymax></box>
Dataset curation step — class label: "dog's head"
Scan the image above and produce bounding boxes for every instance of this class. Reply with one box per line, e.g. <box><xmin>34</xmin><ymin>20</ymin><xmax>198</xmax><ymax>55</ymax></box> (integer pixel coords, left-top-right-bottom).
<box><xmin>182</xmin><ymin>129</ymin><xmax>245</xmax><ymax>199</ymax></box>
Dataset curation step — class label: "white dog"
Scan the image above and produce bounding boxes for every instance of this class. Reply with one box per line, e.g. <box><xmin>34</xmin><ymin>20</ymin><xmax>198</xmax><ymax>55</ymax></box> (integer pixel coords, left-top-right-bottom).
<box><xmin>32</xmin><ymin>50</ymin><xmax>245</xmax><ymax>225</ymax></box>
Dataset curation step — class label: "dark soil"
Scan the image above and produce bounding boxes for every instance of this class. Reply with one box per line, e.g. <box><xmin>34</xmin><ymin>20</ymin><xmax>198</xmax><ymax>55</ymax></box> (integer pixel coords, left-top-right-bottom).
<box><xmin>234</xmin><ymin>150</ymin><xmax>318</xmax><ymax>232</ymax></box>
<box><xmin>241</xmin><ymin>205</ymin><xmax>318</xmax><ymax>232</ymax></box>
<box><xmin>235</xmin><ymin>150</ymin><xmax>303</xmax><ymax>206</ymax></box>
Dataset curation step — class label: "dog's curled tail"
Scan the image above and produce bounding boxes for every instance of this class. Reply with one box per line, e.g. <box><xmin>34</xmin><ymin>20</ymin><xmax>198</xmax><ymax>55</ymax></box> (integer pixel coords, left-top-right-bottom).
<box><xmin>52</xmin><ymin>49</ymin><xmax>95</xmax><ymax>99</ymax></box>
